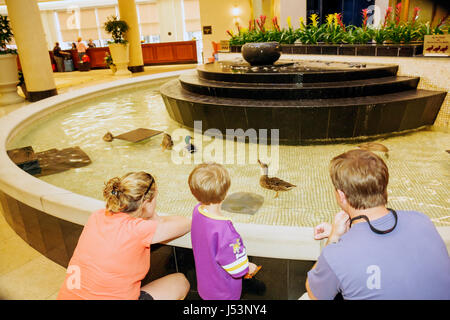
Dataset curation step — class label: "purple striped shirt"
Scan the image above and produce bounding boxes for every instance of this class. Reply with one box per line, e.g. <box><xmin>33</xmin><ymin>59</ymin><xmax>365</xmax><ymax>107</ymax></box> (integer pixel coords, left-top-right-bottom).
<box><xmin>191</xmin><ymin>203</ymin><xmax>249</xmax><ymax>300</ymax></box>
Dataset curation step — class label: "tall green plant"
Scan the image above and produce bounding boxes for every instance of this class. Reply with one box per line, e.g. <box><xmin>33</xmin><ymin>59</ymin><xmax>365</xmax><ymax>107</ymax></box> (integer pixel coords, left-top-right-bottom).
<box><xmin>104</xmin><ymin>15</ymin><xmax>129</xmax><ymax>44</ymax></box>
<box><xmin>296</xmin><ymin>14</ymin><xmax>326</xmax><ymax>44</ymax></box>
<box><xmin>322</xmin><ymin>13</ymin><xmax>346</xmax><ymax>44</ymax></box>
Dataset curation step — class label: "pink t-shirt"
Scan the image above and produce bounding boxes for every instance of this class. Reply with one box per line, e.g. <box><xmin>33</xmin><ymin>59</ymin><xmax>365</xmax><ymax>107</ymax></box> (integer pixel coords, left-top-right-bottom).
<box><xmin>76</xmin><ymin>41</ymin><xmax>87</xmax><ymax>53</ymax></box>
<box><xmin>57</xmin><ymin>209</ymin><xmax>158</xmax><ymax>300</ymax></box>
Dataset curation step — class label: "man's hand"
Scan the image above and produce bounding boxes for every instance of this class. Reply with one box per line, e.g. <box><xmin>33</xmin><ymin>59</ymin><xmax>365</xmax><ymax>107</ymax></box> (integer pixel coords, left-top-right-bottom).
<box><xmin>328</xmin><ymin>211</ymin><xmax>350</xmax><ymax>244</ymax></box>
<box><xmin>314</xmin><ymin>222</ymin><xmax>332</xmax><ymax>240</ymax></box>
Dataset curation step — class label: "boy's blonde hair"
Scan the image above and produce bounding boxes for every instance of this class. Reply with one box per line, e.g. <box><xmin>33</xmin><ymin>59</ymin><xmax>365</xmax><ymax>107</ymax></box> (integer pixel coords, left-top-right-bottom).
<box><xmin>103</xmin><ymin>171</ymin><xmax>156</xmax><ymax>217</ymax></box>
<box><xmin>329</xmin><ymin>149</ymin><xmax>388</xmax><ymax>210</ymax></box>
<box><xmin>188</xmin><ymin>162</ymin><xmax>231</xmax><ymax>205</ymax></box>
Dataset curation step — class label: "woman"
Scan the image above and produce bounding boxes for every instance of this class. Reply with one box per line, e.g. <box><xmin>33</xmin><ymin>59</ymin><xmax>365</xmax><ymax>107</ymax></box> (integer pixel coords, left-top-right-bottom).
<box><xmin>75</xmin><ymin>37</ymin><xmax>87</xmax><ymax>62</ymax></box>
<box><xmin>57</xmin><ymin>172</ymin><xmax>191</xmax><ymax>300</ymax></box>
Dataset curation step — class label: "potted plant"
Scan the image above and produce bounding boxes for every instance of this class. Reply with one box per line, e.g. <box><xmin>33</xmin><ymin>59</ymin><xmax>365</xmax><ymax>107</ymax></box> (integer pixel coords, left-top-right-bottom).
<box><xmin>0</xmin><ymin>14</ymin><xmax>24</xmax><ymax>105</ymax></box>
<box><xmin>104</xmin><ymin>52</ymin><xmax>116</xmax><ymax>74</ymax></box>
<box><xmin>104</xmin><ymin>15</ymin><xmax>130</xmax><ymax>76</ymax></box>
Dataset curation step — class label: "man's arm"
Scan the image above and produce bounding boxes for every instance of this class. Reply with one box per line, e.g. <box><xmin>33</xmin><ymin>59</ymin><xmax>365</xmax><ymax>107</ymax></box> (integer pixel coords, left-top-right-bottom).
<box><xmin>305</xmin><ymin>211</ymin><xmax>350</xmax><ymax>299</ymax></box>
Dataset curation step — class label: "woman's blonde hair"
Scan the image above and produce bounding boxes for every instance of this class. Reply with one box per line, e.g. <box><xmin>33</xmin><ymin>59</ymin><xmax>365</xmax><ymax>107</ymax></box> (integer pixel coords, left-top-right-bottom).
<box><xmin>329</xmin><ymin>149</ymin><xmax>389</xmax><ymax>210</ymax></box>
<box><xmin>103</xmin><ymin>171</ymin><xmax>156</xmax><ymax>217</ymax></box>
<box><xmin>188</xmin><ymin>162</ymin><xmax>231</xmax><ymax>205</ymax></box>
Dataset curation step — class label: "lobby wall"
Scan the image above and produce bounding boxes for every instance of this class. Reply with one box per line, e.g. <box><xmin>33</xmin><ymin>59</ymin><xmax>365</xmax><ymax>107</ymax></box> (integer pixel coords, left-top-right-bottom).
<box><xmin>199</xmin><ymin>0</ymin><xmax>252</xmax><ymax>63</ymax></box>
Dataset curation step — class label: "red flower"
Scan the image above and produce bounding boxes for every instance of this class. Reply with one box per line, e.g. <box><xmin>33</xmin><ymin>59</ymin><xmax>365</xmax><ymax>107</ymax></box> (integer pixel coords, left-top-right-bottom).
<box><xmin>383</xmin><ymin>6</ymin><xmax>393</xmax><ymax>27</ymax></box>
<box><xmin>362</xmin><ymin>8</ymin><xmax>368</xmax><ymax>30</ymax></box>
<box><xmin>248</xmin><ymin>19</ymin><xmax>254</xmax><ymax>31</ymax></box>
<box><xmin>272</xmin><ymin>16</ymin><xmax>280</xmax><ymax>31</ymax></box>
<box><xmin>395</xmin><ymin>2</ymin><xmax>402</xmax><ymax>25</ymax></box>
<box><xmin>82</xmin><ymin>55</ymin><xmax>90</xmax><ymax>63</ymax></box>
<box><xmin>411</xmin><ymin>7</ymin><xmax>420</xmax><ymax>25</ymax></box>
<box><xmin>256</xmin><ymin>15</ymin><xmax>267</xmax><ymax>32</ymax></box>
<box><xmin>335</xmin><ymin>13</ymin><xmax>346</xmax><ymax>32</ymax></box>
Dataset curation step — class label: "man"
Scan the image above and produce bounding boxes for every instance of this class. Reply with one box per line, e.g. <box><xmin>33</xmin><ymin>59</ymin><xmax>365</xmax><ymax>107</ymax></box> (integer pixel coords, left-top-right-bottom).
<box><xmin>53</xmin><ymin>42</ymin><xmax>70</xmax><ymax>72</ymax></box>
<box><xmin>306</xmin><ymin>149</ymin><xmax>450</xmax><ymax>300</ymax></box>
<box><xmin>88</xmin><ymin>39</ymin><xmax>96</xmax><ymax>48</ymax></box>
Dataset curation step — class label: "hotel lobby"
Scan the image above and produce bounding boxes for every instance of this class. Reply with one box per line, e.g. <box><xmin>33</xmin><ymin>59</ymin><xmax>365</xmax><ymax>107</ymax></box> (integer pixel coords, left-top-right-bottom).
<box><xmin>0</xmin><ymin>0</ymin><xmax>449</xmax><ymax>301</ymax></box>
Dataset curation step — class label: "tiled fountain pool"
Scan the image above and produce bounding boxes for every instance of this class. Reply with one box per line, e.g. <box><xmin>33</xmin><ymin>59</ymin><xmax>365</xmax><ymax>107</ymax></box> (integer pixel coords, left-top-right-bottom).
<box><xmin>7</xmin><ymin>77</ymin><xmax>450</xmax><ymax>228</ymax></box>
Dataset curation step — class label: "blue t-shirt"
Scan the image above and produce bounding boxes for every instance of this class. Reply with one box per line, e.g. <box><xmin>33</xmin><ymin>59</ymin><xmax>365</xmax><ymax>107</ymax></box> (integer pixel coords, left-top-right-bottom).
<box><xmin>308</xmin><ymin>210</ymin><xmax>450</xmax><ymax>300</ymax></box>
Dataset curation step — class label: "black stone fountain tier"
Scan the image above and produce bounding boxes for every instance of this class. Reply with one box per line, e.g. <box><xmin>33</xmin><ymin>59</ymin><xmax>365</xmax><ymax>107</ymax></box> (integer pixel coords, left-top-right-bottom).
<box><xmin>160</xmin><ymin>59</ymin><xmax>446</xmax><ymax>144</ymax></box>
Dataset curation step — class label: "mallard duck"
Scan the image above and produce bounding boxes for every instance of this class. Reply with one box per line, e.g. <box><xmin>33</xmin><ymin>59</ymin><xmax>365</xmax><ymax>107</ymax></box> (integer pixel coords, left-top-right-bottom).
<box><xmin>258</xmin><ymin>160</ymin><xmax>296</xmax><ymax>198</ymax></box>
<box><xmin>161</xmin><ymin>133</ymin><xmax>174</xmax><ymax>151</ymax></box>
<box><xmin>103</xmin><ymin>131</ymin><xmax>114</xmax><ymax>142</ymax></box>
<box><xmin>358</xmin><ymin>142</ymin><xmax>389</xmax><ymax>158</ymax></box>
<box><xmin>185</xmin><ymin>135</ymin><xmax>197</xmax><ymax>153</ymax></box>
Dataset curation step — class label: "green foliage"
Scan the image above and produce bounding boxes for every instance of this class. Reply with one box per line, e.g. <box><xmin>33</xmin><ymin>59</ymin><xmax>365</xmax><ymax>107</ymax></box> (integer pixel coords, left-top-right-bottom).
<box><xmin>0</xmin><ymin>14</ymin><xmax>17</xmax><ymax>55</ymax></box>
<box><xmin>103</xmin><ymin>15</ymin><xmax>129</xmax><ymax>44</ymax></box>
<box><xmin>227</xmin><ymin>11</ymin><xmax>446</xmax><ymax>47</ymax></box>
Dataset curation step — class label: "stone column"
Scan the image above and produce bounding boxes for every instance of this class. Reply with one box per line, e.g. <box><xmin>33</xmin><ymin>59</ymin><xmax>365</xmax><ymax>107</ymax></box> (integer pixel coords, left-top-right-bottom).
<box><xmin>118</xmin><ymin>0</ymin><xmax>144</xmax><ymax>73</ymax></box>
<box><xmin>5</xmin><ymin>0</ymin><xmax>57</xmax><ymax>102</ymax></box>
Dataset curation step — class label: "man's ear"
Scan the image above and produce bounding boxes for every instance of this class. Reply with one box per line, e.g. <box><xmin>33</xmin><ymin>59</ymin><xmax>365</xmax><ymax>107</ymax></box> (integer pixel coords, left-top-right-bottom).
<box><xmin>337</xmin><ymin>189</ymin><xmax>348</xmax><ymax>206</ymax></box>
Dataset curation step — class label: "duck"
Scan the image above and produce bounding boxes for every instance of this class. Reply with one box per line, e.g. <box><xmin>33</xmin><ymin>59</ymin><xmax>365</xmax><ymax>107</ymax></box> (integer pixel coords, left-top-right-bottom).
<box><xmin>257</xmin><ymin>160</ymin><xmax>296</xmax><ymax>198</ymax></box>
<box><xmin>161</xmin><ymin>133</ymin><xmax>174</xmax><ymax>151</ymax></box>
<box><xmin>357</xmin><ymin>142</ymin><xmax>389</xmax><ymax>158</ymax></box>
<box><xmin>103</xmin><ymin>131</ymin><xmax>114</xmax><ymax>142</ymax></box>
<box><xmin>185</xmin><ymin>135</ymin><xmax>197</xmax><ymax>153</ymax></box>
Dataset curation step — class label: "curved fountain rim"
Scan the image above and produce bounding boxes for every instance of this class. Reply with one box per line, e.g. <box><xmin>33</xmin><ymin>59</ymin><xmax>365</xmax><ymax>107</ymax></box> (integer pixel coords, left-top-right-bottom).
<box><xmin>0</xmin><ymin>69</ymin><xmax>448</xmax><ymax>261</ymax></box>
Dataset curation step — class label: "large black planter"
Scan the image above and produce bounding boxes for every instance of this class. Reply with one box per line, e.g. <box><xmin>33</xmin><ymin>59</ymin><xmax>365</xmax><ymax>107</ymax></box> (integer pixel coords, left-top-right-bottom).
<box><xmin>230</xmin><ymin>43</ymin><xmax>424</xmax><ymax>57</ymax></box>
<box><xmin>241</xmin><ymin>42</ymin><xmax>281</xmax><ymax>65</ymax></box>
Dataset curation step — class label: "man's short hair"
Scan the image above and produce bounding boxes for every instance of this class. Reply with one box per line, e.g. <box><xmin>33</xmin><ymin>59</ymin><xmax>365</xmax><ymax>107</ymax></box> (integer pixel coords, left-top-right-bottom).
<box><xmin>329</xmin><ymin>149</ymin><xmax>389</xmax><ymax>209</ymax></box>
<box><xmin>188</xmin><ymin>162</ymin><xmax>231</xmax><ymax>205</ymax></box>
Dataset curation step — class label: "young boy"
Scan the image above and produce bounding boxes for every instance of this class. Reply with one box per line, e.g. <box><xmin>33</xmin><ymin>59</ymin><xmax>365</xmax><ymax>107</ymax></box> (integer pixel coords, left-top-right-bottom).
<box><xmin>189</xmin><ymin>162</ymin><xmax>257</xmax><ymax>300</ymax></box>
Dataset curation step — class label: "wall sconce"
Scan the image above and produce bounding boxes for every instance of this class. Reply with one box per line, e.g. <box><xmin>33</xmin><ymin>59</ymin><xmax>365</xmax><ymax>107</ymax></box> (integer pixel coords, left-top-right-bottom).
<box><xmin>231</xmin><ymin>5</ymin><xmax>241</xmax><ymax>17</ymax></box>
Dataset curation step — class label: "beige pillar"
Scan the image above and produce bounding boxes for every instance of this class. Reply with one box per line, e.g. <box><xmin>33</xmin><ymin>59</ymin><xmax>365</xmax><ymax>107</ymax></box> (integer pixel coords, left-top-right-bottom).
<box><xmin>5</xmin><ymin>0</ymin><xmax>57</xmax><ymax>102</ymax></box>
<box><xmin>276</xmin><ymin>0</ymin><xmax>306</xmax><ymax>29</ymax></box>
<box><xmin>118</xmin><ymin>0</ymin><xmax>144</xmax><ymax>73</ymax></box>
<box><xmin>252</xmin><ymin>0</ymin><xmax>272</xmax><ymax>20</ymax></box>
<box><xmin>252</xmin><ymin>0</ymin><xmax>264</xmax><ymax>19</ymax></box>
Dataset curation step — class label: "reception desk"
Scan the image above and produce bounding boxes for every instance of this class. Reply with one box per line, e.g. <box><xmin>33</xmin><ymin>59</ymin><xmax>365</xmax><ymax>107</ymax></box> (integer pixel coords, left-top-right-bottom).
<box><xmin>75</xmin><ymin>40</ymin><xmax>197</xmax><ymax>69</ymax></box>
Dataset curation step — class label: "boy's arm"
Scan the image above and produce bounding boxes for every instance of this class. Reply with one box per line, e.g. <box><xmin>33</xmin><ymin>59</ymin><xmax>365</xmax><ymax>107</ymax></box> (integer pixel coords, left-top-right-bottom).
<box><xmin>215</xmin><ymin>225</ymin><xmax>249</xmax><ymax>279</ymax></box>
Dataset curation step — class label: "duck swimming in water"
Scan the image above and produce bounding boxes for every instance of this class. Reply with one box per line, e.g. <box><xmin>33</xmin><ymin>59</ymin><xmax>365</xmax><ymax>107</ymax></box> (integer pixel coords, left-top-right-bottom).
<box><xmin>258</xmin><ymin>160</ymin><xmax>296</xmax><ymax>198</ymax></box>
<box><xmin>103</xmin><ymin>131</ymin><xmax>114</xmax><ymax>142</ymax></box>
<box><xmin>161</xmin><ymin>133</ymin><xmax>174</xmax><ymax>151</ymax></box>
<box><xmin>185</xmin><ymin>135</ymin><xmax>197</xmax><ymax>153</ymax></box>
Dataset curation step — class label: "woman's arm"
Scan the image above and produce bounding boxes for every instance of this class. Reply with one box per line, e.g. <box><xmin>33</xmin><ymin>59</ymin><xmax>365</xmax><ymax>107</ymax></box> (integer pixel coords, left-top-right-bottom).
<box><xmin>150</xmin><ymin>215</ymin><xmax>191</xmax><ymax>244</ymax></box>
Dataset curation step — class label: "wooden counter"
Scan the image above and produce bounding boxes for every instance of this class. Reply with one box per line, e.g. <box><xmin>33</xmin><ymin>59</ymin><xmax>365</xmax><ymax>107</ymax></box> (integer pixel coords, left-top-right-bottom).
<box><xmin>60</xmin><ymin>40</ymin><xmax>197</xmax><ymax>70</ymax></box>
